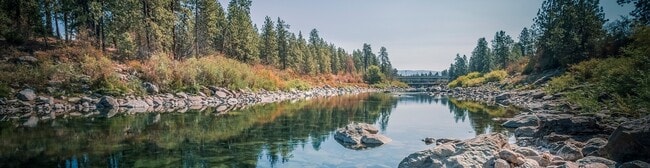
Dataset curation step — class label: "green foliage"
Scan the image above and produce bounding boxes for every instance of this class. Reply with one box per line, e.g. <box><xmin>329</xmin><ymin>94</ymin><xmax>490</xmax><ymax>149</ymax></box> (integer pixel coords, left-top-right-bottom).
<box><xmin>364</xmin><ymin>65</ymin><xmax>384</xmax><ymax>84</ymax></box>
<box><xmin>285</xmin><ymin>79</ymin><xmax>311</xmax><ymax>91</ymax></box>
<box><xmin>0</xmin><ymin>82</ymin><xmax>10</xmax><ymax>98</ymax></box>
<box><xmin>469</xmin><ymin>38</ymin><xmax>492</xmax><ymax>73</ymax></box>
<box><xmin>531</xmin><ymin>0</ymin><xmax>605</xmax><ymax>70</ymax></box>
<box><xmin>492</xmin><ymin>30</ymin><xmax>514</xmax><ymax>69</ymax></box>
<box><xmin>448</xmin><ymin>70</ymin><xmax>507</xmax><ymax>88</ymax></box>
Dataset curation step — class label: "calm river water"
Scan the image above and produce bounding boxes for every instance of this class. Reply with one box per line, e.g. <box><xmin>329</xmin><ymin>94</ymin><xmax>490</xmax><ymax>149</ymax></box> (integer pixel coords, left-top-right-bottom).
<box><xmin>0</xmin><ymin>92</ymin><xmax>514</xmax><ymax>167</ymax></box>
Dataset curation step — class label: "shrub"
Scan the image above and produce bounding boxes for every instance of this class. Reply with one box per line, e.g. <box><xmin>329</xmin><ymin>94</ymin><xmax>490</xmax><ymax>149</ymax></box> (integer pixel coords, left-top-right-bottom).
<box><xmin>447</xmin><ymin>71</ymin><xmax>506</xmax><ymax>88</ymax></box>
<box><xmin>285</xmin><ymin>79</ymin><xmax>311</xmax><ymax>91</ymax></box>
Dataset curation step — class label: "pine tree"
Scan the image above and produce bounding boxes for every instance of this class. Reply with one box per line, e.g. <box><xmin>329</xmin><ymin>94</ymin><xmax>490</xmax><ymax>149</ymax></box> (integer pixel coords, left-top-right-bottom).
<box><xmin>224</xmin><ymin>0</ymin><xmax>258</xmax><ymax>63</ymax></box>
<box><xmin>492</xmin><ymin>30</ymin><xmax>514</xmax><ymax>69</ymax></box>
<box><xmin>518</xmin><ymin>27</ymin><xmax>535</xmax><ymax>56</ymax></box>
<box><xmin>276</xmin><ymin>17</ymin><xmax>290</xmax><ymax>69</ymax></box>
<box><xmin>469</xmin><ymin>37</ymin><xmax>491</xmax><ymax>73</ymax></box>
<box><xmin>259</xmin><ymin>16</ymin><xmax>278</xmax><ymax>66</ymax></box>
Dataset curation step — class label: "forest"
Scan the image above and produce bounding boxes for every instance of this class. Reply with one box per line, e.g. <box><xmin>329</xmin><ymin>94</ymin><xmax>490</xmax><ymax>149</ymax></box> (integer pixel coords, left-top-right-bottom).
<box><xmin>0</xmin><ymin>0</ymin><xmax>402</xmax><ymax>96</ymax></box>
<box><xmin>446</xmin><ymin>0</ymin><xmax>649</xmax><ymax>115</ymax></box>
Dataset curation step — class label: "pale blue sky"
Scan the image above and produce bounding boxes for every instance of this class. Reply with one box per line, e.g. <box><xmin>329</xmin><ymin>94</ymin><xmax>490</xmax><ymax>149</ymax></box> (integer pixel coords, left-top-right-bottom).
<box><xmin>220</xmin><ymin>0</ymin><xmax>632</xmax><ymax>71</ymax></box>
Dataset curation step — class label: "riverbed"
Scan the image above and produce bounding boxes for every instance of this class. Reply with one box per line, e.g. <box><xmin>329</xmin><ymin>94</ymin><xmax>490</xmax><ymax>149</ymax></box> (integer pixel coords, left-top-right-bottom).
<box><xmin>0</xmin><ymin>92</ymin><xmax>514</xmax><ymax>167</ymax></box>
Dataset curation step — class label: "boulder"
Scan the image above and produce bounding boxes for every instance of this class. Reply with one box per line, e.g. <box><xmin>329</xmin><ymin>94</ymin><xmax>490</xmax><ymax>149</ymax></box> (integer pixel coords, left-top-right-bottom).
<box><xmin>494</xmin><ymin>159</ymin><xmax>511</xmax><ymax>168</ymax></box>
<box><xmin>515</xmin><ymin>126</ymin><xmax>538</xmax><ymax>137</ymax></box>
<box><xmin>603</xmin><ymin>115</ymin><xmax>650</xmax><ymax>163</ymax></box>
<box><xmin>16</xmin><ymin>56</ymin><xmax>38</xmax><ymax>63</ymax></box>
<box><xmin>435</xmin><ymin>138</ymin><xmax>461</xmax><ymax>145</ymax></box>
<box><xmin>121</xmin><ymin>99</ymin><xmax>148</xmax><ymax>108</ymax></box>
<box><xmin>334</xmin><ymin>123</ymin><xmax>390</xmax><ymax>149</ymax></box>
<box><xmin>576</xmin><ymin>156</ymin><xmax>616</xmax><ymax>168</ymax></box>
<box><xmin>557</xmin><ymin>143</ymin><xmax>583</xmax><ymax>161</ymax></box>
<box><xmin>520</xmin><ymin>159</ymin><xmax>540</xmax><ymax>168</ymax></box>
<box><xmin>582</xmin><ymin>138</ymin><xmax>607</xmax><ymax>157</ymax></box>
<box><xmin>16</xmin><ymin>89</ymin><xmax>36</xmax><ymax>101</ymax></box>
<box><xmin>399</xmin><ymin>133</ymin><xmax>509</xmax><ymax>168</ymax></box>
<box><xmin>499</xmin><ymin>149</ymin><xmax>525</xmax><ymax>164</ymax></box>
<box><xmin>98</xmin><ymin>96</ymin><xmax>119</xmax><ymax>108</ymax></box>
<box><xmin>22</xmin><ymin>116</ymin><xmax>39</xmax><ymax>127</ymax></box>
<box><xmin>361</xmin><ymin>134</ymin><xmax>392</xmax><ymax>144</ymax></box>
<box><xmin>502</xmin><ymin>114</ymin><xmax>540</xmax><ymax>128</ymax></box>
<box><xmin>142</xmin><ymin>82</ymin><xmax>159</xmax><ymax>94</ymax></box>
<box><xmin>619</xmin><ymin>160</ymin><xmax>650</xmax><ymax>168</ymax></box>
<box><xmin>515</xmin><ymin>147</ymin><xmax>539</xmax><ymax>157</ymax></box>
<box><xmin>535</xmin><ymin>114</ymin><xmax>601</xmax><ymax>136</ymax></box>
<box><xmin>422</xmin><ymin>137</ymin><xmax>435</xmax><ymax>145</ymax></box>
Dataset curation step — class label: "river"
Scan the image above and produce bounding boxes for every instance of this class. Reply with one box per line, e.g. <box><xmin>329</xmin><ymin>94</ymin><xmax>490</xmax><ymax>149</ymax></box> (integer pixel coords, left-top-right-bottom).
<box><xmin>0</xmin><ymin>92</ymin><xmax>515</xmax><ymax>167</ymax></box>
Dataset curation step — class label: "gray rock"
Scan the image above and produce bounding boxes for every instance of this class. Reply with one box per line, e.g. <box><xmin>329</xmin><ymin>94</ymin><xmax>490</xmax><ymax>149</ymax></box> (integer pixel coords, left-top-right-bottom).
<box><xmin>532</xmin><ymin>91</ymin><xmax>545</xmax><ymax>99</ymax></box>
<box><xmin>520</xmin><ymin>159</ymin><xmax>540</xmax><ymax>168</ymax></box>
<box><xmin>499</xmin><ymin>149</ymin><xmax>525</xmax><ymax>164</ymax></box>
<box><xmin>580</xmin><ymin>163</ymin><xmax>609</xmax><ymax>168</ymax></box>
<box><xmin>435</xmin><ymin>138</ymin><xmax>461</xmax><ymax>145</ymax></box>
<box><xmin>142</xmin><ymin>82</ymin><xmax>159</xmax><ymax>94</ymax></box>
<box><xmin>515</xmin><ymin>147</ymin><xmax>539</xmax><ymax>157</ymax></box>
<box><xmin>535</xmin><ymin>114</ymin><xmax>601</xmax><ymax>136</ymax></box>
<box><xmin>214</xmin><ymin>90</ymin><xmax>229</xmax><ymax>98</ymax></box>
<box><xmin>334</xmin><ymin>123</ymin><xmax>390</xmax><ymax>148</ymax></box>
<box><xmin>494</xmin><ymin>159</ymin><xmax>511</xmax><ymax>168</ymax></box>
<box><xmin>576</xmin><ymin>156</ymin><xmax>616</xmax><ymax>168</ymax></box>
<box><xmin>121</xmin><ymin>99</ymin><xmax>148</xmax><ymax>108</ymax></box>
<box><xmin>557</xmin><ymin>143</ymin><xmax>583</xmax><ymax>161</ymax></box>
<box><xmin>361</xmin><ymin>134</ymin><xmax>392</xmax><ymax>144</ymax></box>
<box><xmin>603</xmin><ymin>114</ymin><xmax>650</xmax><ymax>163</ymax></box>
<box><xmin>582</xmin><ymin>138</ymin><xmax>607</xmax><ymax>157</ymax></box>
<box><xmin>17</xmin><ymin>56</ymin><xmax>38</xmax><ymax>63</ymax></box>
<box><xmin>67</xmin><ymin>97</ymin><xmax>81</xmax><ymax>103</ymax></box>
<box><xmin>16</xmin><ymin>89</ymin><xmax>36</xmax><ymax>101</ymax></box>
<box><xmin>399</xmin><ymin>133</ymin><xmax>509</xmax><ymax>168</ymax></box>
<box><xmin>502</xmin><ymin>114</ymin><xmax>540</xmax><ymax>128</ymax></box>
<box><xmin>98</xmin><ymin>96</ymin><xmax>119</xmax><ymax>108</ymax></box>
<box><xmin>422</xmin><ymin>137</ymin><xmax>435</xmax><ymax>145</ymax></box>
<box><xmin>23</xmin><ymin>116</ymin><xmax>39</xmax><ymax>127</ymax></box>
<box><xmin>619</xmin><ymin>160</ymin><xmax>650</xmax><ymax>168</ymax></box>
<box><xmin>176</xmin><ymin>92</ymin><xmax>188</xmax><ymax>99</ymax></box>
<box><xmin>515</xmin><ymin>126</ymin><xmax>538</xmax><ymax>137</ymax></box>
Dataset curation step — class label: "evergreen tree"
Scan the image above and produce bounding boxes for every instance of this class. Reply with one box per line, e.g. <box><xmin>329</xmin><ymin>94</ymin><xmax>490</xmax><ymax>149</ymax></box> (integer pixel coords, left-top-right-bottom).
<box><xmin>518</xmin><ymin>27</ymin><xmax>535</xmax><ymax>56</ymax></box>
<box><xmin>377</xmin><ymin>46</ymin><xmax>392</xmax><ymax>78</ymax></box>
<box><xmin>276</xmin><ymin>17</ymin><xmax>290</xmax><ymax>69</ymax></box>
<box><xmin>259</xmin><ymin>16</ymin><xmax>278</xmax><ymax>66</ymax></box>
<box><xmin>469</xmin><ymin>37</ymin><xmax>491</xmax><ymax>73</ymax></box>
<box><xmin>532</xmin><ymin>0</ymin><xmax>605</xmax><ymax>70</ymax></box>
<box><xmin>492</xmin><ymin>30</ymin><xmax>514</xmax><ymax>69</ymax></box>
<box><xmin>224</xmin><ymin>0</ymin><xmax>258</xmax><ymax>62</ymax></box>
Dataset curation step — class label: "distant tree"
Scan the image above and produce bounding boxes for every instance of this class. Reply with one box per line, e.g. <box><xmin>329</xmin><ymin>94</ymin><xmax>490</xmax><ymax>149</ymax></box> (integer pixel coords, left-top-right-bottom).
<box><xmin>441</xmin><ymin>69</ymin><xmax>449</xmax><ymax>77</ymax></box>
<box><xmin>364</xmin><ymin>65</ymin><xmax>384</xmax><ymax>84</ymax></box>
<box><xmin>518</xmin><ymin>27</ymin><xmax>535</xmax><ymax>56</ymax></box>
<box><xmin>276</xmin><ymin>17</ymin><xmax>290</xmax><ymax>69</ymax></box>
<box><xmin>492</xmin><ymin>30</ymin><xmax>514</xmax><ymax>69</ymax></box>
<box><xmin>259</xmin><ymin>16</ymin><xmax>278</xmax><ymax>66</ymax></box>
<box><xmin>469</xmin><ymin>37</ymin><xmax>491</xmax><ymax>73</ymax></box>
<box><xmin>362</xmin><ymin>43</ymin><xmax>374</xmax><ymax>71</ymax></box>
<box><xmin>377</xmin><ymin>46</ymin><xmax>393</xmax><ymax>78</ymax></box>
<box><xmin>617</xmin><ymin>0</ymin><xmax>650</xmax><ymax>25</ymax></box>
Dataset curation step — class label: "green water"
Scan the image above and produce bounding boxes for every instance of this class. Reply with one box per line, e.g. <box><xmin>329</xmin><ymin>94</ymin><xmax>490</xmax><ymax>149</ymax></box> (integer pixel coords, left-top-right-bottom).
<box><xmin>0</xmin><ymin>93</ymin><xmax>513</xmax><ymax>167</ymax></box>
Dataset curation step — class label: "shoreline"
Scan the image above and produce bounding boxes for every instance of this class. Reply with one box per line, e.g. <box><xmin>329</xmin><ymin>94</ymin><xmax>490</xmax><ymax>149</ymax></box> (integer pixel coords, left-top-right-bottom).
<box><xmin>399</xmin><ymin>84</ymin><xmax>649</xmax><ymax>167</ymax></box>
<box><xmin>1</xmin><ymin>86</ymin><xmax>376</xmax><ymax>123</ymax></box>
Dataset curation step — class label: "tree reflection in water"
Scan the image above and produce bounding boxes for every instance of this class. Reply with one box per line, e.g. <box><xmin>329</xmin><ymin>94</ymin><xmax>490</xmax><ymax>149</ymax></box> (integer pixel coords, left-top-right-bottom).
<box><xmin>0</xmin><ymin>93</ymin><xmax>512</xmax><ymax>167</ymax></box>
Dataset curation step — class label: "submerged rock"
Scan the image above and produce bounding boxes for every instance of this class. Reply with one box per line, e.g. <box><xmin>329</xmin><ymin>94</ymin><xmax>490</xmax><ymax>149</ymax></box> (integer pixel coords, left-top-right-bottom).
<box><xmin>334</xmin><ymin>123</ymin><xmax>391</xmax><ymax>149</ymax></box>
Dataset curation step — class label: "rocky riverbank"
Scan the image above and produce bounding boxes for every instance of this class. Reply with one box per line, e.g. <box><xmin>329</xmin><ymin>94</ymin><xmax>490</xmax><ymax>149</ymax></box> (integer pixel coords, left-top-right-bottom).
<box><xmin>404</xmin><ymin>84</ymin><xmax>650</xmax><ymax>167</ymax></box>
<box><xmin>0</xmin><ymin>86</ymin><xmax>375</xmax><ymax>125</ymax></box>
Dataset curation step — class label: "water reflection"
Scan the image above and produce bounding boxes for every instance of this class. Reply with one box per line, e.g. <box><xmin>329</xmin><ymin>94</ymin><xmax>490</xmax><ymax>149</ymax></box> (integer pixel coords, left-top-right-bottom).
<box><xmin>0</xmin><ymin>93</ymin><xmax>511</xmax><ymax>167</ymax></box>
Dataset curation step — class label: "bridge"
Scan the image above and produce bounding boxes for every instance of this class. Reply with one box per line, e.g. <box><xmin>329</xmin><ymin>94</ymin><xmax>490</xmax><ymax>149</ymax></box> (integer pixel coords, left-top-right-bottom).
<box><xmin>396</xmin><ymin>76</ymin><xmax>449</xmax><ymax>88</ymax></box>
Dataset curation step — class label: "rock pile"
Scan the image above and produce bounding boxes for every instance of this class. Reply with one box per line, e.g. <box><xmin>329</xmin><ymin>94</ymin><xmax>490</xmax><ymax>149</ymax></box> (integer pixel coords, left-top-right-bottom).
<box><xmin>399</xmin><ymin>133</ymin><xmax>626</xmax><ymax>168</ymax></box>
<box><xmin>334</xmin><ymin>123</ymin><xmax>392</xmax><ymax>149</ymax></box>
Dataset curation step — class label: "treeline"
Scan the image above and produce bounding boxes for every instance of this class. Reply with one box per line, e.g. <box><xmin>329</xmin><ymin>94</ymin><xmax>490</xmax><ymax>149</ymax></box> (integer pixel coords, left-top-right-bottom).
<box><xmin>447</xmin><ymin>0</ymin><xmax>647</xmax><ymax>80</ymax></box>
<box><xmin>0</xmin><ymin>0</ymin><xmax>395</xmax><ymax>78</ymax></box>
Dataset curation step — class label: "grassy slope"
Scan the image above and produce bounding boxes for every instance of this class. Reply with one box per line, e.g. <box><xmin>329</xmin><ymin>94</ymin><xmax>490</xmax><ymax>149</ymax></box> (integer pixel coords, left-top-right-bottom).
<box><xmin>0</xmin><ymin>40</ymin><xmax>367</xmax><ymax>98</ymax></box>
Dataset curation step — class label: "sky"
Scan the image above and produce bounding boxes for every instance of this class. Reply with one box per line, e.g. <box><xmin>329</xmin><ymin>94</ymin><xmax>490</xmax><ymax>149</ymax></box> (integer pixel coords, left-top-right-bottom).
<box><xmin>220</xmin><ymin>0</ymin><xmax>633</xmax><ymax>71</ymax></box>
